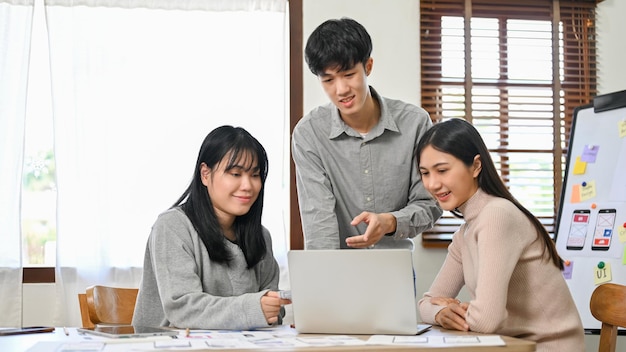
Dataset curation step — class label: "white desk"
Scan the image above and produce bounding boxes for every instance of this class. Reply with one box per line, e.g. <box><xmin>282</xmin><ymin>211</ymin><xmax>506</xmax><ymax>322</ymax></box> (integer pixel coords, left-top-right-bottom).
<box><xmin>0</xmin><ymin>326</ymin><xmax>536</xmax><ymax>352</ymax></box>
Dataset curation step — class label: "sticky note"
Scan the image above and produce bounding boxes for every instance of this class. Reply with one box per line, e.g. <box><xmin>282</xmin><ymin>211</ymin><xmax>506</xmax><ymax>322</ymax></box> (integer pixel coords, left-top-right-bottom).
<box><xmin>619</xmin><ymin>120</ymin><xmax>626</xmax><ymax>138</ymax></box>
<box><xmin>581</xmin><ymin>145</ymin><xmax>599</xmax><ymax>163</ymax></box>
<box><xmin>572</xmin><ymin>156</ymin><xmax>587</xmax><ymax>175</ymax></box>
<box><xmin>623</xmin><ymin>247</ymin><xmax>626</xmax><ymax>265</ymax></box>
<box><xmin>562</xmin><ymin>260</ymin><xmax>574</xmax><ymax>279</ymax></box>
<box><xmin>594</xmin><ymin>261</ymin><xmax>612</xmax><ymax>285</ymax></box>
<box><xmin>580</xmin><ymin>180</ymin><xmax>596</xmax><ymax>201</ymax></box>
<box><xmin>570</xmin><ymin>184</ymin><xmax>581</xmax><ymax>203</ymax></box>
<box><xmin>619</xmin><ymin>227</ymin><xmax>626</xmax><ymax>243</ymax></box>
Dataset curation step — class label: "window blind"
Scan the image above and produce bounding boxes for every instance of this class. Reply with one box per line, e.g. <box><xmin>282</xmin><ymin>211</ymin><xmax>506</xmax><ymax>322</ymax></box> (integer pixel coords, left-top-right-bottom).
<box><xmin>420</xmin><ymin>0</ymin><xmax>598</xmax><ymax>244</ymax></box>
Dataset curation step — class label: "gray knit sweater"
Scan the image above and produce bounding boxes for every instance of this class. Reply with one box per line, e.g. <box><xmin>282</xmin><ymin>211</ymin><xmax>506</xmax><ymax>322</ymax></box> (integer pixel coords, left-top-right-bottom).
<box><xmin>132</xmin><ymin>207</ymin><xmax>281</xmax><ymax>330</ymax></box>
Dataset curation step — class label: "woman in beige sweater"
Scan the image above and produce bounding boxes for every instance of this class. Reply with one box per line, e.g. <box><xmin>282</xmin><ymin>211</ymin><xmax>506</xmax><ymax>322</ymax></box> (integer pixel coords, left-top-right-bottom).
<box><xmin>416</xmin><ymin>118</ymin><xmax>584</xmax><ymax>352</ymax></box>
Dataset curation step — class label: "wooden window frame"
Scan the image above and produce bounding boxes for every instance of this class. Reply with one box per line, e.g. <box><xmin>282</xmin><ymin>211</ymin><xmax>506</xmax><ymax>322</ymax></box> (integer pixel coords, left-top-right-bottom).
<box><xmin>23</xmin><ymin>267</ymin><xmax>55</xmax><ymax>283</ymax></box>
<box><xmin>420</xmin><ymin>0</ymin><xmax>598</xmax><ymax>245</ymax></box>
<box><xmin>289</xmin><ymin>0</ymin><xmax>304</xmax><ymax>250</ymax></box>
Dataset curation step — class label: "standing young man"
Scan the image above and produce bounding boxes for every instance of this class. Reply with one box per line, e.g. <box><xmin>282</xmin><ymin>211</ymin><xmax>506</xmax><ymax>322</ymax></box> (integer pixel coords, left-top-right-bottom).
<box><xmin>292</xmin><ymin>17</ymin><xmax>442</xmax><ymax>250</ymax></box>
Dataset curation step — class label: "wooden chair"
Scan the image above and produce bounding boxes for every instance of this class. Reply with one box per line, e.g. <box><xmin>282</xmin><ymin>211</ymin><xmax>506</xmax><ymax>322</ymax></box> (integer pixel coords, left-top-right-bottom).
<box><xmin>590</xmin><ymin>283</ymin><xmax>626</xmax><ymax>352</ymax></box>
<box><xmin>78</xmin><ymin>292</ymin><xmax>95</xmax><ymax>328</ymax></box>
<box><xmin>78</xmin><ymin>285</ymin><xmax>139</xmax><ymax>327</ymax></box>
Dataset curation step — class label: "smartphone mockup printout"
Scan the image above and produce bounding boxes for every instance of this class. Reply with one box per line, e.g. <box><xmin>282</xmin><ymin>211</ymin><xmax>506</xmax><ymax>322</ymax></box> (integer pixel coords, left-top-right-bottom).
<box><xmin>566</xmin><ymin>209</ymin><xmax>591</xmax><ymax>250</ymax></box>
<box><xmin>591</xmin><ymin>209</ymin><xmax>617</xmax><ymax>251</ymax></box>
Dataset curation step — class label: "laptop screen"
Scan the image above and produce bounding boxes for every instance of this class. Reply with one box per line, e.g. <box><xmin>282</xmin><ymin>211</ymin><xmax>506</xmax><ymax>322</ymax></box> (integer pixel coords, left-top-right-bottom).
<box><xmin>287</xmin><ymin>249</ymin><xmax>419</xmax><ymax>335</ymax></box>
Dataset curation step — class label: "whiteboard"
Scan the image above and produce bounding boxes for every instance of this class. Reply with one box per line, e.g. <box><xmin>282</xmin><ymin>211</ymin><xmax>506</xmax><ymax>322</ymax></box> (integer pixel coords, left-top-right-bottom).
<box><xmin>554</xmin><ymin>89</ymin><xmax>626</xmax><ymax>332</ymax></box>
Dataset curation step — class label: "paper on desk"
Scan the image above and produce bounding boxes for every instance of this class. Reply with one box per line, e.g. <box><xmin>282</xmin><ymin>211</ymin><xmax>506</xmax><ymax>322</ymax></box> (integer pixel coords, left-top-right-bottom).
<box><xmin>28</xmin><ymin>327</ymin><xmax>368</xmax><ymax>351</ymax></box>
<box><xmin>192</xmin><ymin>330</ymin><xmax>366</xmax><ymax>349</ymax></box>
<box><xmin>367</xmin><ymin>334</ymin><xmax>506</xmax><ymax>347</ymax></box>
<box><xmin>56</xmin><ymin>342</ymin><xmax>105</xmax><ymax>352</ymax></box>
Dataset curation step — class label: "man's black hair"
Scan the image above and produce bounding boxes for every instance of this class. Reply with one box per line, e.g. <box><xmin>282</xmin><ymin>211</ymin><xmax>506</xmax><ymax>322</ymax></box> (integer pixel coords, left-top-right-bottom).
<box><xmin>304</xmin><ymin>17</ymin><xmax>372</xmax><ymax>75</ymax></box>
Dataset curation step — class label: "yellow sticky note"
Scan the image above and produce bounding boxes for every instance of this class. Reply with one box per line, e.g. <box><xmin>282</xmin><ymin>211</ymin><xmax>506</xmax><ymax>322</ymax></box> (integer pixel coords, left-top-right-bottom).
<box><xmin>594</xmin><ymin>261</ymin><xmax>612</xmax><ymax>285</ymax></box>
<box><xmin>623</xmin><ymin>247</ymin><xmax>626</xmax><ymax>265</ymax></box>
<box><xmin>580</xmin><ymin>180</ymin><xmax>597</xmax><ymax>201</ymax></box>
<box><xmin>573</xmin><ymin>156</ymin><xmax>587</xmax><ymax>175</ymax></box>
<box><xmin>619</xmin><ymin>120</ymin><xmax>626</xmax><ymax>138</ymax></box>
<box><xmin>570</xmin><ymin>184</ymin><xmax>581</xmax><ymax>203</ymax></box>
<box><xmin>619</xmin><ymin>227</ymin><xmax>626</xmax><ymax>243</ymax></box>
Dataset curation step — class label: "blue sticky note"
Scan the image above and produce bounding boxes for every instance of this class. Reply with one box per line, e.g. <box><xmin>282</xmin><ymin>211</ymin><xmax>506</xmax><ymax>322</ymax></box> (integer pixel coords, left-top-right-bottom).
<box><xmin>581</xmin><ymin>145</ymin><xmax>599</xmax><ymax>163</ymax></box>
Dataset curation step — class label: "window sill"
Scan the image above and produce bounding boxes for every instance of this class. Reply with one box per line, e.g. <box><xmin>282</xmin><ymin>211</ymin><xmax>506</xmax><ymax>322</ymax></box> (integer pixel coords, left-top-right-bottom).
<box><xmin>23</xmin><ymin>267</ymin><xmax>55</xmax><ymax>283</ymax></box>
<box><xmin>421</xmin><ymin>239</ymin><xmax>452</xmax><ymax>249</ymax></box>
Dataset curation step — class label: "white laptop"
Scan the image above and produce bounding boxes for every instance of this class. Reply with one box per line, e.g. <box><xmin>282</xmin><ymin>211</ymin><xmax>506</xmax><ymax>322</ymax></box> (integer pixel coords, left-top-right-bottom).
<box><xmin>287</xmin><ymin>249</ymin><xmax>428</xmax><ymax>335</ymax></box>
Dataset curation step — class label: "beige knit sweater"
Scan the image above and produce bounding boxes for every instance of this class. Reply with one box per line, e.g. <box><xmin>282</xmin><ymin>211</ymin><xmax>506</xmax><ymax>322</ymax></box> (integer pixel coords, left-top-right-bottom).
<box><xmin>418</xmin><ymin>189</ymin><xmax>584</xmax><ymax>352</ymax></box>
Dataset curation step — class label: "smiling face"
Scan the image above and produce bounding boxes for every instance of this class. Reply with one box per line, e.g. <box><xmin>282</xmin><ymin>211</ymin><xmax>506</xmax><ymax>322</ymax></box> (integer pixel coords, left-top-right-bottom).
<box><xmin>318</xmin><ymin>58</ymin><xmax>373</xmax><ymax>120</ymax></box>
<box><xmin>201</xmin><ymin>151</ymin><xmax>262</xmax><ymax>228</ymax></box>
<box><xmin>418</xmin><ymin>145</ymin><xmax>481</xmax><ymax>211</ymax></box>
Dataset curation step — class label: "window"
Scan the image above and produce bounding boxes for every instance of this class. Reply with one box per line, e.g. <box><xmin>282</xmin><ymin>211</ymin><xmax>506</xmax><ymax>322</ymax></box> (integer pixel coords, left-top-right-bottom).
<box><xmin>22</xmin><ymin>0</ymin><xmax>56</xmax><ymax>267</ymax></box>
<box><xmin>16</xmin><ymin>0</ymin><xmax>290</xmax><ymax>274</ymax></box>
<box><xmin>7</xmin><ymin>0</ymin><xmax>291</xmax><ymax>324</ymax></box>
<box><xmin>420</xmin><ymin>0</ymin><xmax>598</xmax><ymax>243</ymax></box>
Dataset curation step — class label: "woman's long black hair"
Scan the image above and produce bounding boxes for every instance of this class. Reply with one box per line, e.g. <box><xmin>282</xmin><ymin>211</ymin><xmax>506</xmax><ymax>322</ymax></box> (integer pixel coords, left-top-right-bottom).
<box><xmin>415</xmin><ymin>118</ymin><xmax>564</xmax><ymax>270</ymax></box>
<box><xmin>173</xmin><ymin>125</ymin><xmax>269</xmax><ymax>268</ymax></box>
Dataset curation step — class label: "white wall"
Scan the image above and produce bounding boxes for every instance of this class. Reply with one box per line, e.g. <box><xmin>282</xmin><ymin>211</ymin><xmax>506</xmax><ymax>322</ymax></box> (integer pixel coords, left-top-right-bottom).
<box><xmin>23</xmin><ymin>284</ymin><xmax>56</xmax><ymax>327</ymax></box>
<box><xmin>302</xmin><ymin>0</ymin><xmax>421</xmax><ymax>110</ymax></box>
<box><xmin>597</xmin><ymin>0</ymin><xmax>626</xmax><ymax>94</ymax></box>
<box><xmin>24</xmin><ymin>0</ymin><xmax>626</xmax><ymax>349</ymax></box>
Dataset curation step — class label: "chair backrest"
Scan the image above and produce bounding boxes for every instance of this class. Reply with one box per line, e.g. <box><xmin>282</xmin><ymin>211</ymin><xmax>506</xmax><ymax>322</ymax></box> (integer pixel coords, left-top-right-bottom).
<box><xmin>590</xmin><ymin>283</ymin><xmax>626</xmax><ymax>352</ymax></box>
<box><xmin>78</xmin><ymin>292</ymin><xmax>94</xmax><ymax>328</ymax></box>
<box><xmin>79</xmin><ymin>285</ymin><xmax>139</xmax><ymax>326</ymax></box>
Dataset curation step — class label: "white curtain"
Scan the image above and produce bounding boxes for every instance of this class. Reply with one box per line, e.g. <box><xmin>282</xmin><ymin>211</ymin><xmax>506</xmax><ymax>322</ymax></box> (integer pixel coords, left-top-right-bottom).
<box><xmin>45</xmin><ymin>0</ymin><xmax>289</xmax><ymax>327</ymax></box>
<box><xmin>0</xmin><ymin>0</ymin><xmax>33</xmax><ymax>327</ymax></box>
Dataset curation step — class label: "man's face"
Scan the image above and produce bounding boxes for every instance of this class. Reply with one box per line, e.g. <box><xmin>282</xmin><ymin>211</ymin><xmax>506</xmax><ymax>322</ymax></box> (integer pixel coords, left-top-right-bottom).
<box><xmin>318</xmin><ymin>58</ymin><xmax>372</xmax><ymax>119</ymax></box>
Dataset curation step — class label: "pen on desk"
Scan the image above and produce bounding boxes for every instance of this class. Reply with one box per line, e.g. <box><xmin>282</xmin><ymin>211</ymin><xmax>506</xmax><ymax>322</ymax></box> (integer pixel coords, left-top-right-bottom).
<box><xmin>63</xmin><ymin>327</ymin><xmax>69</xmax><ymax>336</ymax></box>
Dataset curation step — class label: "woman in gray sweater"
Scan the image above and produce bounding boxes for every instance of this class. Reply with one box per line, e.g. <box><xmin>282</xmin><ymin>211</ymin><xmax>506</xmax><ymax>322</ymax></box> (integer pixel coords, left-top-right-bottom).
<box><xmin>132</xmin><ymin>125</ymin><xmax>290</xmax><ymax>330</ymax></box>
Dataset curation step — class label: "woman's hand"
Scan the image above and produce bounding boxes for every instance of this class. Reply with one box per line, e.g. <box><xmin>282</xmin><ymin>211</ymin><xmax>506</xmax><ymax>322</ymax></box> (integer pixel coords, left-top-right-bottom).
<box><xmin>261</xmin><ymin>291</ymin><xmax>292</xmax><ymax>325</ymax></box>
<box><xmin>431</xmin><ymin>297</ymin><xmax>461</xmax><ymax>306</ymax></box>
<box><xmin>431</xmin><ymin>296</ymin><xmax>469</xmax><ymax>331</ymax></box>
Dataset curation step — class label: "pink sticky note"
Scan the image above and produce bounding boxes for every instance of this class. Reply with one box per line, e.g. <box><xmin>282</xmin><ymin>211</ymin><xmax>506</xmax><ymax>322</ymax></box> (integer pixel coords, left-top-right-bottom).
<box><xmin>570</xmin><ymin>184</ymin><xmax>581</xmax><ymax>203</ymax></box>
